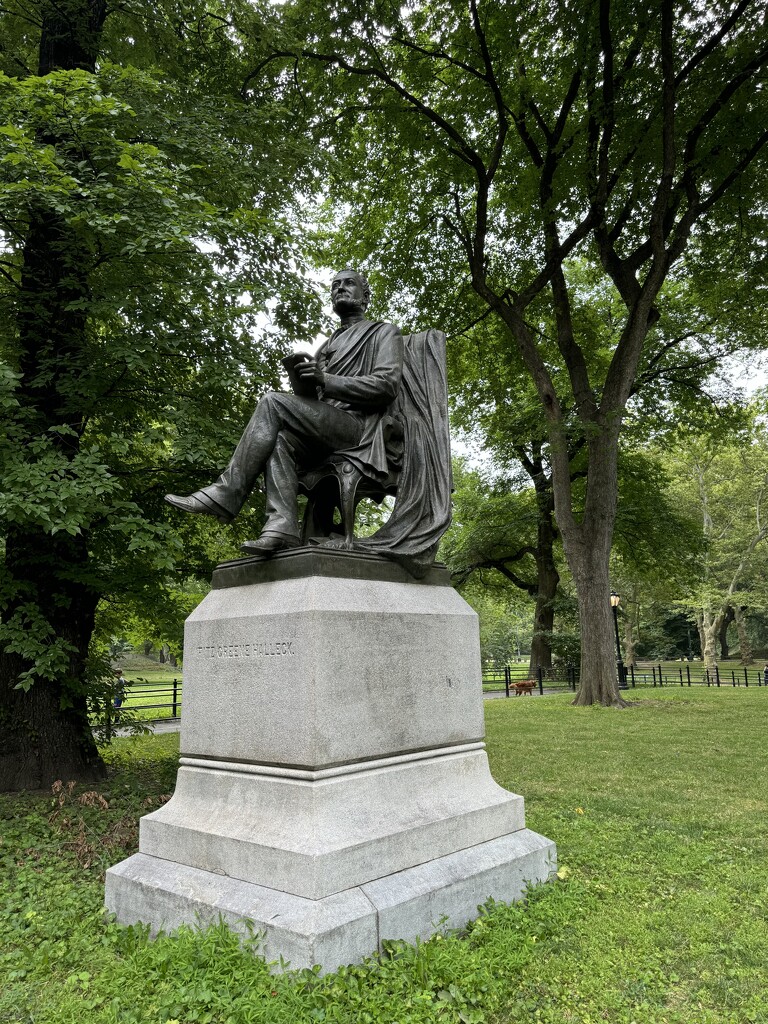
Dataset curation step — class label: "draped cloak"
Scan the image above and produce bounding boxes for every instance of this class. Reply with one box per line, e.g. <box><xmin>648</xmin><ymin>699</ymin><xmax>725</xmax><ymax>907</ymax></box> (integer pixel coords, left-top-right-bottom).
<box><xmin>316</xmin><ymin>319</ymin><xmax>403</xmax><ymax>481</ymax></box>
<box><xmin>315</xmin><ymin>322</ymin><xmax>452</xmax><ymax>578</ymax></box>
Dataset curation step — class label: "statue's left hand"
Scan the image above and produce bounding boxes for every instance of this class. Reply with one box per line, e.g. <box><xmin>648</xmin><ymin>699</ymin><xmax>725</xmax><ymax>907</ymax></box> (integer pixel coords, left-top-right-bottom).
<box><xmin>295</xmin><ymin>357</ymin><xmax>325</xmax><ymax>386</ymax></box>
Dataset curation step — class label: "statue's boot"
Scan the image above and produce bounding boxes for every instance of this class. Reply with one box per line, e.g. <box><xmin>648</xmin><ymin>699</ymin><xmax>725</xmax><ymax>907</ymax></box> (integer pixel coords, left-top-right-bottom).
<box><xmin>240</xmin><ymin>531</ymin><xmax>301</xmax><ymax>557</ymax></box>
<box><xmin>164</xmin><ymin>493</ymin><xmax>234</xmax><ymax>524</ymax></box>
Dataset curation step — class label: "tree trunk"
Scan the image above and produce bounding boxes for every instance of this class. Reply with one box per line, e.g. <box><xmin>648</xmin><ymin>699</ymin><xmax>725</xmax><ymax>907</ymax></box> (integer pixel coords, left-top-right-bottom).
<box><xmin>528</xmin><ymin>473</ymin><xmax>559</xmax><ymax>676</ymax></box>
<box><xmin>528</xmin><ymin>583</ymin><xmax>556</xmax><ymax>677</ymax></box>
<box><xmin>488</xmin><ymin>281</ymin><xmax>655</xmax><ymax>706</ymax></box>
<box><xmin>569</xmin><ymin>545</ymin><xmax>627</xmax><ymax>706</ymax></box>
<box><xmin>623</xmin><ymin>606</ymin><xmax>637</xmax><ymax>668</ymax></box>
<box><xmin>695</xmin><ymin>612</ymin><xmax>705</xmax><ymax>663</ymax></box>
<box><xmin>553</xmin><ymin>417</ymin><xmax>628</xmax><ymax>707</ymax></box>
<box><xmin>718</xmin><ymin>605</ymin><xmax>735</xmax><ymax>659</ymax></box>
<box><xmin>0</xmin><ymin>657</ymin><xmax>105</xmax><ymax>792</ymax></box>
<box><xmin>0</xmin><ymin>0</ymin><xmax>109</xmax><ymax>791</ymax></box>
<box><xmin>734</xmin><ymin>606</ymin><xmax>753</xmax><ymax>664</ymax></box>
<box><xmin>37</xmin><ymin>0</ymin><xmax>108</xmax><ymax>76</ymax></box>
<box><xmin>0</xmin><ymin>529</ymin><xmax>105</xmax><ymax>791</ymax></box>
<box><xmin>700</xmin><ymin>605</ymin><xmax>721</xmax><ymax>674</ymax></box>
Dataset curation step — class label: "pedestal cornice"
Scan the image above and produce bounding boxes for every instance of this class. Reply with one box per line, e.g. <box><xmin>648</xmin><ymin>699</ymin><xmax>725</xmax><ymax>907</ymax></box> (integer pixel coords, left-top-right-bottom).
<box><xmin>212</xmin><ymin>547</ymin><xmax>451</xmax><ymax>590</ymax></box>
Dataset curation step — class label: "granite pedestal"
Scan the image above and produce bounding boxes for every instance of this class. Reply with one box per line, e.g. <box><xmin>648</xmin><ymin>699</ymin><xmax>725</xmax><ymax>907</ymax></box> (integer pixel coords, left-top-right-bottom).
<box><xmin>105</xmin><ymin>550</ymin><xmax>555</xmax><ymax>971</ymax></box>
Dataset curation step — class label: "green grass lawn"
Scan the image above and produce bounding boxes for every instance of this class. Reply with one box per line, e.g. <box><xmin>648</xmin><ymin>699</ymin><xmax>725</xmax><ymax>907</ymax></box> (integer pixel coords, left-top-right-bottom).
<box><xmin>123</xmin><ymin>670</ymin><xmax>182</xmax><ymax>685</ymax></box>
<box><xmin>113</xmin><ymin>653</ymin><xmax>183</xmax><ymax>718</ymax></box>
<box><xmin>2</xmin><ymin>688</ymin><xmax>767</xmax><ymax>1023</ymax></box>
<box><xmin>115</xmin><ymin>652</ymin><xmax>181</xmax><ymax>679</ymax></box>
<box><xmin>115</xmin><ymin>678</ymin><xmax>182</xmax><ymax>721</ymax></box>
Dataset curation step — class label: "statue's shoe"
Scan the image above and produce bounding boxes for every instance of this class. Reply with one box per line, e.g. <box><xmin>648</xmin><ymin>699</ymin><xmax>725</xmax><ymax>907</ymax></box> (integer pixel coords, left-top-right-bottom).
<box><xmin>164</xmin><ymin>493</ymin><xmax>233</xmax><ymax>523</ymax></box>
<box><xmin>240</xmin><ymin>534</ymin><xmax>301</xmax><ymax>557</ymax></box>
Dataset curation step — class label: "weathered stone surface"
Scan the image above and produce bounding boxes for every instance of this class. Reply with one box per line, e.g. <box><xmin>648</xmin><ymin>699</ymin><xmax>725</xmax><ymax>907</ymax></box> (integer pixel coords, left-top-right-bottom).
<box><xmin>364</xmin><ymin>829</ymin><xmax>557</xmax><ymax>945</ymax></box>
<box><xmin>106</xmin><ymin>828</ymin><xmax>555</xmax><ymax>974</ymax></box>
<box><xmin>180</xmin><ymin>557</ymin><xmax>483</xmax><ymax>769</ymax></box>
<box><xmin>105</xmin><ymin>553</ymin><xmax>556</xmax><ymax>972</ymax></box>
<box><xmin>105</xmin><ymin>853</ymin><xmax>378</xmax><ymax>972</ymax></box>
<box><xmin>139</xmin><ymin>745</ymin><xmax>525</xmax><ymax>899</ymax></box>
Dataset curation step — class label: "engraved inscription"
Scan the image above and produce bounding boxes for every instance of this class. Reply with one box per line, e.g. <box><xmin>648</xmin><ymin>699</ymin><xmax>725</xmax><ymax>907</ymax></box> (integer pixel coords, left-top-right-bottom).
<box><xmin>197</xmin><ymin>641</ymin><xmax>295</xmax><ymax>659</ymax></box>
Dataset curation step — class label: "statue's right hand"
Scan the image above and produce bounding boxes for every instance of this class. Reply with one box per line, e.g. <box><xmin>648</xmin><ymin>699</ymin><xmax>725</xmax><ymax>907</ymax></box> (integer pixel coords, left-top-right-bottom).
<box><xmin>295</xmin><ymin>358</ymin><xmax>325</xmax><ymax>386</ymax></box>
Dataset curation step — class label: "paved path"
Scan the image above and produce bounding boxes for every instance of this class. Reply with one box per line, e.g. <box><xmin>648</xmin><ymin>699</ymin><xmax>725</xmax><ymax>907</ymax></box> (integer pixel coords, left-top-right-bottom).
<box><xmin>114</xmin><ymin>718</ymin><xmax>181</xmax><ymax>737</ymax></box>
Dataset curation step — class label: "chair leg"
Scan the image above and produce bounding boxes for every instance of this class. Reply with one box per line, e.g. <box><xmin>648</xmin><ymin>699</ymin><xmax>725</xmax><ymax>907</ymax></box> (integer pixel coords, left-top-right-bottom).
<box><xmin>300</xmin><ymin>496</ymin><xmax>317</xmax><ymax>544</ymax></box>
<box><xmin>338</xmin><ymin>463</ymin><xmax>362</xmax><ymax>547</ymax></box>
<box><xmin>301</xmin><ymin>479</ymin><xmax>339</xmax><ymax>542</ymax></box>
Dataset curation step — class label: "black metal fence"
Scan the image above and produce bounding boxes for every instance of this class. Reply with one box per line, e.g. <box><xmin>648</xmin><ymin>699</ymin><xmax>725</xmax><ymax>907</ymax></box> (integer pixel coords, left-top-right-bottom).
<box><xmin>93</xmin><ymin>678</ymin><xmax>183</xmax><ymax>741</ymax></box>
<box><xmin>109</xmin><ymin>678</ymin><xmax>183</xmax><ymax>723</ymax></box>
<box><xmin>102</xmin><ymin>665</ymin><xmax>766</xmax><ymax>724</ymax></box>
<box><xmin>482</xmin><ymin>664</ymin><xmax>579</xmax><ymax>696</ymax></box>
<box><xmin>482</xmin><ymin>661</ymin><xmax>768</xmax><ymax>696</ymax></box>
<box><xmin>628</xmin><ymin>662</ymin><xmax>767</xmax><ymax>688</ymax></box>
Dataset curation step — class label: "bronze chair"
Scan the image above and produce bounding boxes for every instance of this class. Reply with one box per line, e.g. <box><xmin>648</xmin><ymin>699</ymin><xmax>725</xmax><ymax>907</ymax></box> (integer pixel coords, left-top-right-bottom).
<box><xmin>297</xmin><ymin>328</ymin><xmax>451</xmax><ymax>564</ymax></box>
<box><xmin>298</xmin><ymin>421</ymin><xmax>402</xmax><ymax>548</ymax></box>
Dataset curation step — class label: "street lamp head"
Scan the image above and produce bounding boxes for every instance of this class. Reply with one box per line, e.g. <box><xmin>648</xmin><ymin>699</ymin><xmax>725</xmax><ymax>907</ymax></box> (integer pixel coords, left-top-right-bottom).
<box><xmin>610</xmin><ymin>591</ymin><xmax>621</xmax><ymax>608</ymax></box>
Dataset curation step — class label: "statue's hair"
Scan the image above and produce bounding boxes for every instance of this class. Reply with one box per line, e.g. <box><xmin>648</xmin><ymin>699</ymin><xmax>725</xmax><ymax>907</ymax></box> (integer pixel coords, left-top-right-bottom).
<box><xmin>335</xmin><ymin>268</ymin><xmax>371</xmax><ymax>310</ymax></box>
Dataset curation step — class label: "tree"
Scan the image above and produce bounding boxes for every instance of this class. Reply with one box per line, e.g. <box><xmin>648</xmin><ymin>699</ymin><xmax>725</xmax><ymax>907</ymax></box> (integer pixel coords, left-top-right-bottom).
<box><xmin>0</xmin><ymin>0</ymin><xmax>320</xmax><ymax>790</ymax></box>
<box><xmin>459</xmin><ymin>581</ymin><xmax>533</xmax><ymax>667</ymax></box>
<box><xmin>665</xmin><ymin>404</ymin><xmax>768</xmax><ymax>672</ymax></box>
<box><xmin>260</xmin><ymin>0</ymin><xmax>768</xmax><ymax>704</ymax></box>
<box><xmin>444</xmin><ymin>459</ymin><xmax>561</xmax><ymax>674</ymax></box>
<box><xmin>441</xmin><ymin>252</ymin><xmax>733</xmax><ymax>676</ymax></box>
<box><xmin>609</xmin><ymin>442</ymin><xmax>705</xmax><ymax>664</ymax></box>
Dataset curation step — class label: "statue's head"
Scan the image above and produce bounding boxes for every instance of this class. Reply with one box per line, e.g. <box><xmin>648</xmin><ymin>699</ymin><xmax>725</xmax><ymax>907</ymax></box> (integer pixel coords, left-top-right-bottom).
<box><xmin>331</xmin><ymin>269</ymin><xmax>370</xmax><ymax>316</ymax></box>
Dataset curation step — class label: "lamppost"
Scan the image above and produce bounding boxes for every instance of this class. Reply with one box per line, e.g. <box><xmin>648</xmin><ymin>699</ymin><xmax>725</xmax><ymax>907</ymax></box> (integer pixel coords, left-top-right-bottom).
<box><xmin>610</xmin><ymin>592</ymin><xmax>628</xmax><ymax>689</ymax></box>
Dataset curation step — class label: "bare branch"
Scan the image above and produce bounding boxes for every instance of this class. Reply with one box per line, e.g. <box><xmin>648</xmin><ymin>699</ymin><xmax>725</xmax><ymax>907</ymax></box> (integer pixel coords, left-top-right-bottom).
<box><xmin>648</xmin><ymin>0</ymin><xmax>676</xmax><ymax>260</ymax></box>
<box><xmin>468</xmin><ymin>0</ymin><xmax>508</xmax><ymax>180</ymax></box>
<box><xmin>675</xmin><ymin>0</ymin><xmax>755</xmax><ymax>87</ymax></box>
<box><xmin>597</xmin><ymin>0</ymin><xmax>614</xmax><ymax>194</ymax></box>
<box><xmin>251</xmin><ymin>47</ymin><xmax>486</xmax><ymax>176</ymax></box>
<box><xmin>516</xmin><ymin>212</ymin><xmax>598</xmax><ymax>308</ymax></box>
<box><xmin>705</xmin><ymin>128</ymin><xmax>768</xmax><ymax>219</ymax></box>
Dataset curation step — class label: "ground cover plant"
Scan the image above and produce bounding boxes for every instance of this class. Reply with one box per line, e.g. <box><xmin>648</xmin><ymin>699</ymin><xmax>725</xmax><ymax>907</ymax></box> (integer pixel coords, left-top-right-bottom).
<box><xmin>1</xmin><ymin>689</ymin><xmax>767</xmax><ymax>1024</ymax></box>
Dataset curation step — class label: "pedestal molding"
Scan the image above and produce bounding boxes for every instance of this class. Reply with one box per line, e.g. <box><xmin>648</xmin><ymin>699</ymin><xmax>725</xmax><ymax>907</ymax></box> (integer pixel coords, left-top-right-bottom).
<box><xmin>211</xmin><ymin>548</ymin><xmax>452</xmax><ymax>589</ymax></box>
<box><xmin>106</xmin><ymin>829</ymin><xmax>556</xmax><ymax>973</ymax></box>
<box><xmin>178</xmin><ymin>739</ymin><xmax>486</xmax><ymax>781</ymax></box>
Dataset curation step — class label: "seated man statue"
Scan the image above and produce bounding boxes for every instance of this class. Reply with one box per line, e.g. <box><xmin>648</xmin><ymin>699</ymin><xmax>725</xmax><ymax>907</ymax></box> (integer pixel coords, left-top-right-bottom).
<box><xmin>165</xmin><ymin>270</ymin><xmax>404</xmax><ymax>556</ymax></box>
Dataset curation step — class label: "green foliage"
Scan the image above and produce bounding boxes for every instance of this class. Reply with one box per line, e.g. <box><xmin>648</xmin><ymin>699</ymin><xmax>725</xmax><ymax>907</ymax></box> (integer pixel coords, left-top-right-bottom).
<box><xmin>85</xmin><ymin>665</ymin><xmax>154</xmax><ymax>742</ymax></box>
<box><xmin>0</xmin><ymin>2</ymin><xmax>326</xmax><ymax>726</ymax></box>
<box><xmin>613</xmin><ymin>445</ymin><xmax>704</xmax><ymax>587</ymax></box>
<box><xmin>3</xmin><ymin>691</ymin><xmax>768</xmax><ymax>1022</ymax></box>
<box><xmin>666</xmin><ymin>403</ymin><xmax>768</xmax><ymax>614</ymax></box>
<box><xmin>463</xmin><ymin>585</ymin><xmax>532</xmax><ymax>666</ymax></box>
<box><xmin>278</xmin><ymin>0</ymin><xmax>768</xmax><ymax>702</ymax></box>
<box><xmin>444</xmin><ymin>461</ymin><xmax>540</xmax><ymax>582</ymax></box>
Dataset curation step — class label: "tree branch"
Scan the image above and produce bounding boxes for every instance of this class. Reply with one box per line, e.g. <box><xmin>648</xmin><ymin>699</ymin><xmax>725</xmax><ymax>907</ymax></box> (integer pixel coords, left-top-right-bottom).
<box><xmin>648</xmin><ymin>0</ymin><xmax>676</xmax><ymax>261</ymax></box>
<box><xmin>675</xmin><ymin>0</ymin><xmax>755</xmax><ymax>88</ymax></box>
<box><xmin>468</xmin><ymin>0</ymin><xmax>508</xmax><ymax>180</ymax></box>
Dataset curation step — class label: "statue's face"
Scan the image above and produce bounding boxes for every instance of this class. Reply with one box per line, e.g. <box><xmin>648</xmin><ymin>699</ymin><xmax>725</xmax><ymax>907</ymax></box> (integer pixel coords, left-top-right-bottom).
<box><xmin>331</xmin><ymin>271</ymin><xmax>368</xmax><ymax>315</ymax></box>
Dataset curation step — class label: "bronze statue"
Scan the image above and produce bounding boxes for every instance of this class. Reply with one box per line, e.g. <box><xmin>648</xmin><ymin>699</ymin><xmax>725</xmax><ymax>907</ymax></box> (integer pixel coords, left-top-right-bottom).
<box><xmin>166</xmin><ymin>270</ymin><xmax>452</xmax><ymax>575</ymax></box>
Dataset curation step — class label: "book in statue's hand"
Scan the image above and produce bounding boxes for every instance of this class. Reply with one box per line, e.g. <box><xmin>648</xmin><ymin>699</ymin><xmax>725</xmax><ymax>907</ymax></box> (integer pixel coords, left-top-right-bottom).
<box><xmin>281</xmin><ymin>353</ymin><xmax>318</xmax><ymax>398</ymax></box>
